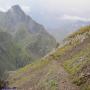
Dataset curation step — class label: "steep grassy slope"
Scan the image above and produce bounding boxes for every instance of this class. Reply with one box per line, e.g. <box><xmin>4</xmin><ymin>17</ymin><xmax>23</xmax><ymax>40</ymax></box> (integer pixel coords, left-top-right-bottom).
<box><xmin>8</xmin><ymin>60</ymin><xmax>79</xmax><ymax>90</ymax></box>
<box><xmin>8</xmin><ymin>26</ymin><xmax>90</xmax><ymax>90</ymax></box>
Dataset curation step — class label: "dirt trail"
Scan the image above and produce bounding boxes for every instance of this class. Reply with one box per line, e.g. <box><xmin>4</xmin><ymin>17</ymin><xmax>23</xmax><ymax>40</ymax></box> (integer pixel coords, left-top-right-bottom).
<box><xmin>16</xmin><ymin>60</ymin><xmax>79</xmax><ymax>90</ymax></box>
<box><xmin>54</xmin><ymin>61</ymin><xmax>79</xmax><ymax>90</ymax></box>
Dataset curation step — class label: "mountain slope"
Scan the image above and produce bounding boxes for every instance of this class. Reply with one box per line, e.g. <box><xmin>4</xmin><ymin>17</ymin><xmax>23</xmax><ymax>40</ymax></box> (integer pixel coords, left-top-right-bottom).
<box><xmin>8</xmin><ymin>60</ymin><xmax>79</xmax><ymax>90</ymax></box>
<box><xmin>0</xmin><ymin>5</ymin><xmax>57</xmax><ymax>59</ymax></box>
<box><xmin>0</xmin><ymin>31</ymin><xmax>32</xmax><ymax>78</ymax></box>
<box><xmin>8</xmin><ymin>26</ymin><xmax>90</xmax><ymax>90</ymax></box>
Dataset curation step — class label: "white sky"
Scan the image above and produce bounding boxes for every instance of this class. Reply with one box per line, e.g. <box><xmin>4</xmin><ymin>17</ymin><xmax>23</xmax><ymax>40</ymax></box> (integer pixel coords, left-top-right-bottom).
<box><xmin>0</xmin><ymin>0</ymin><xmax>90</xmax><ymax>15</ymax></box>
<box><xmin>0</xmin><ymin>0</ymin><xmax>90</xmax><ymax>27</ymax></box>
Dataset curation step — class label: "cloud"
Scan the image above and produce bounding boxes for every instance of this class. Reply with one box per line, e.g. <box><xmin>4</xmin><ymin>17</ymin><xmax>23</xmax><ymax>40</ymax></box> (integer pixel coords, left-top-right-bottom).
<box><xmin>0</xmin><ymin>0</ymin><xmax>31</xmax><ymax>13</ymax></box>
<box><xmin>0</xmin><ymin>0</ymin><xmax>90</xmax><ymax>16</ymax></box>
<box><xmin>30</xmin><ymin>0</ymin><xmax>90</xmax><ymax>14</ymax></box>
<box><xmin>60</xmin><ymin>15</ymin><xmax>90</xmax><ymax>22</ymax></box>
<box><xmin>21</xmin><ymin>6</ymin><xmax>31</xmax><ymax>13</ymax></box>
<box><xmin>0</xmin><ymin>0</ymin><xmax>90</xmax><ymax>27</ymax></box>
<box><xmin>0</xmin><ymin>8</ymin><xmax>6</xmax><ymax>12</ymax></box>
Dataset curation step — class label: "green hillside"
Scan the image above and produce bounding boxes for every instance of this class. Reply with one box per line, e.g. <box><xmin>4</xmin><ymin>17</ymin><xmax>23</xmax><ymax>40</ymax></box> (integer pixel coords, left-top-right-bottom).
<box><xmin>0</xmin><ymin>31</ymin><xmax>32</xmax><ymax>79</ymax></box>
<box><xmin>8</xmin><ymin>26</ymin><xmax>90</xmax><ymax>90</ymax></box>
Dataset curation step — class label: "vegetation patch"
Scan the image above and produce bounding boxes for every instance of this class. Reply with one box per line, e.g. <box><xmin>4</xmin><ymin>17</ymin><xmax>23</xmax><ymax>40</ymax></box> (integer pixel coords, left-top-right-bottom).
<box><xmin>68</xmin><ymin>26</ymin><xmax>90</xmax><ymax>38</ymax></box>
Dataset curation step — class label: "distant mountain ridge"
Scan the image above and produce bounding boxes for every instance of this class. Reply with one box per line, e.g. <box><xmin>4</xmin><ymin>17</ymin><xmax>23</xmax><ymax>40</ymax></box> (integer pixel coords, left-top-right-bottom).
<box><xmin>0</xmin><ymin>5</ymin><xmax>47</xmax><ymax>33</ymax></box>
<box><xmin>0</xmin><ymin>5</ymin><xmax>56</xmax><ymax>59</ymax></box>
<box><xmin>0</xmin><ymin>5</ymin><xmax>56</xmax><ymax>79</ymax></box>
<box><xmin>48</xmin><ymin>20</ymin><xmax>90</xmax><ymax>42</ymax></box>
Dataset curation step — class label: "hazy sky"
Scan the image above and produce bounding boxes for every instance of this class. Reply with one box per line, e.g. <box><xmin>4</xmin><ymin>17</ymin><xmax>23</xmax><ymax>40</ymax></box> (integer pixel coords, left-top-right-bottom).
<box><xmin>0</xmin><ymin>0</ymin><xmax>90</xmax><ymax>28</ymax></box>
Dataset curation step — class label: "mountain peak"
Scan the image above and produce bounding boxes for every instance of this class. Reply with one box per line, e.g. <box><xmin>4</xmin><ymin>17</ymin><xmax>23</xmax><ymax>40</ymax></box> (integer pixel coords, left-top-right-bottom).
<box><xmin>8</xmin><ymin>5</ymin><xmax>25</xmax><ymax>15</ymax></box>
<box><xmin>11</xmin><ymin>5</ymin><xmax>21</xmax><ymax>10</ymax></box>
